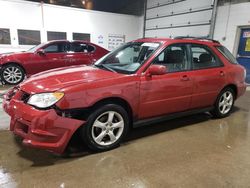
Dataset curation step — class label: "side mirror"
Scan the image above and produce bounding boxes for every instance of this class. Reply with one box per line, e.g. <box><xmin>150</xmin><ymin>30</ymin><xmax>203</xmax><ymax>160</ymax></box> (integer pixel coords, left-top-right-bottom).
<box><xmin>147</xmin><ymin>65</ymin><xmax>167</xmax><ymax>76</ymax></box>
<box><xmin>36</xmin><ymin>49</ymin><xmax>45</xmax><ymax>56</ymax></box>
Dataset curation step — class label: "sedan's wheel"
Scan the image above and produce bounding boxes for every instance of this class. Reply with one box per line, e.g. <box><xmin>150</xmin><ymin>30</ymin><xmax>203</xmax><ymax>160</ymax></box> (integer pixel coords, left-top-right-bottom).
<box><xmin>1</xmin><ymin>64</ymin><xmax>25</xmax><ymax>85</ymax></box>
<box><xmin>82</xmin><ymin>104</ymin><xmax>129</xmax><ymax>151</ymax></box>
<box><xmin>211</xmin><ymin>87</ymin><xmax>235</xmax><ymax>118</ymax></box>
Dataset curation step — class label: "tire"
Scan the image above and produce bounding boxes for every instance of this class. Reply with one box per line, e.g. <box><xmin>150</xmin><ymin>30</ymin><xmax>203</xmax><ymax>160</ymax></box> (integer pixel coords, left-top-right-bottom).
<box><xmin>211</xmin><ymin>87</ymin><xmax>235</xmax><ymax>118</ymax></box>
<box><xmin>1</xmin><ymin>64</ymin><xmax>25</xmax><ymax>85</ymax></box>
<box><xmin>81</xmin><ymin>104</ymin><xmax>129</xmax><ymax>152</ymax></box>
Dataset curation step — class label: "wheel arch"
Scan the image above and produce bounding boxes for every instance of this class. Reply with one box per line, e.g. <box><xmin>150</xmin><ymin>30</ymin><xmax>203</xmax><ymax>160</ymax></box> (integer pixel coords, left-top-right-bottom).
<box><xmin>1</xmin><ymin>62</ymin><xmax>26</xmax><ymax>74</ymax></box>
<box><xmin>91</xmin><ymin>97</ymin><xmax>134</xmax><ymax>127</ymax></box>
<box><xmin>67</xmin><ymin>97</ymin><xmax>134</xmax><ymax>152</ymax></box>
<box><xmin>221</xmin><ymin>84</ymin><xmax>238</xmax><ymax>98</ymax></box>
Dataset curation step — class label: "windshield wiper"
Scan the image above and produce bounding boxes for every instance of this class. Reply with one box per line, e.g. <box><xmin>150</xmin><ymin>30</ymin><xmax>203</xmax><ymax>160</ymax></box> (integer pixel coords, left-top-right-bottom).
<box><xmin>95</xmin><ymin>64</ymin><xmax>117</xmax><ymax>73</ymax></box>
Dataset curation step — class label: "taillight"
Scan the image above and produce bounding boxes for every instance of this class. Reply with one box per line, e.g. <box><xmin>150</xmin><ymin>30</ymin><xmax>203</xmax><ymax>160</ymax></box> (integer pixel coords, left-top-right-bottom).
<box><xmin>243</xmin><ymin>68</ymin><xmax>247</xmax><ymax>80</ymax></box>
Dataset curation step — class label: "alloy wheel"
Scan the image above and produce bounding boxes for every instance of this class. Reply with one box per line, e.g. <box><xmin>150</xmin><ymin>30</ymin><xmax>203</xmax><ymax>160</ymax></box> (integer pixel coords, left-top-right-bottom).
<box><xmin>3</xmin><ymin>66</ymin><xmax>23</xmax><ymax>84</ymax></box>
<box><xmin>218</xmin><ymin>91</ymin><xmax>233</xmax><ymax>115</ymax></box>
<box><xmin>91</xmin><ymin>111</ymin><xmax>124</xmax><ymax>146</ymax></box>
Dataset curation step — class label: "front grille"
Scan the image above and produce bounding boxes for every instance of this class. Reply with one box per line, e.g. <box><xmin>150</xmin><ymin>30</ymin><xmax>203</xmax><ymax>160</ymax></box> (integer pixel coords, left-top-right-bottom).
<box><xmin>15</xmin><ymin>120</ymin><xmax>29</xmax><ymax>134</ymax></box>
<box><xmin>54</xmin><ymin>106</ymin><xmax>90</xmax><ymax>120</ymax></box>
<box><xmin>20</xmin><ymin>91</ymin><xmax>30</xmax><ymax>103</ymax></box>
<box><xmin>5</xmin><ymin>87</ymin><xmax>30</xmax><ymax>102</ymax></box>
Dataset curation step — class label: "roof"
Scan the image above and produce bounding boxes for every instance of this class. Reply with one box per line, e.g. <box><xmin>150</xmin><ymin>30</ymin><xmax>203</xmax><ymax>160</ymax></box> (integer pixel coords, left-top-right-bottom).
<box><xmin>46</xmin><ymin>40</ymin><xmax>91</xmax><ymax>43</ymax></box>
<box><xmin>134</xmin><ymin>37</ymin><xmax>221</xmax><ymax>46</ymax></box>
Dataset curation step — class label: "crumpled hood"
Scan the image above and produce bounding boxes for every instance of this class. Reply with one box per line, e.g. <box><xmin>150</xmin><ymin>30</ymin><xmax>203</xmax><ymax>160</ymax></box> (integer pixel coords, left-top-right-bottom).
<box><xmin>20</xmin><ymin>65</ymin><xmax>120</xmax><ymax>93</ymax></box>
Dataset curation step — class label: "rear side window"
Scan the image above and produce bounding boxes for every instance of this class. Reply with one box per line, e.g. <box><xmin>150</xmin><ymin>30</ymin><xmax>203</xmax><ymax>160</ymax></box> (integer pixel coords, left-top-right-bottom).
<box><xmin>191</xmin><ymin>44</ymin><xmax>222</xmax><ymax>70</ymax></box>
<box><xmin>216</xmin><ymin>46</ymin><xmax>238</xmax><ymax>64</ymax></box>
<box><xmin>88</xmin><ymin>45</ymin><xmax>95</xmax><ymax>52</ymax></box>
<box><xmin>69</xmin><ymin>42</ymin><xmax>95</xmax><ymax>53</ymax></box>
<box><xmin>70</xmin><ymin>42</ymin><xmax>88</xmax><ymax>53</ymax></box>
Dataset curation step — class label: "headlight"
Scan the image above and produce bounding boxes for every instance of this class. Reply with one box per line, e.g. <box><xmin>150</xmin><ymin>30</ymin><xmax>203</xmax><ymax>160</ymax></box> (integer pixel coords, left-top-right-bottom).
<box><xmin>27</xmin><ymin>92</ymin><xmax>64</xmax><ymax>108</ymax></box>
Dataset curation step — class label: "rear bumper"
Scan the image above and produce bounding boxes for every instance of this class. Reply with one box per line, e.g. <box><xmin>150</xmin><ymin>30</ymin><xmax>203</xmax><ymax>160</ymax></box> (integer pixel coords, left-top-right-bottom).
<box><xmin>3</xmin><ymin>98</ymin><xmax>85</xmax><ymax>154</ymax></box>
<box><xmin>237</xmin><ymin>81</ymin><xmax>247</xmax><ymax>98</ymax></box>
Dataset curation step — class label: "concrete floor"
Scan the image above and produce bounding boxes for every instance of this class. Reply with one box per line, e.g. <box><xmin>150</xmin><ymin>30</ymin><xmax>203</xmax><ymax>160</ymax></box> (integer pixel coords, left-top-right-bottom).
<box><xmin>0</xmin><ymin>89</ymin><xmax>250</xmax><ymax>188</ymax></box>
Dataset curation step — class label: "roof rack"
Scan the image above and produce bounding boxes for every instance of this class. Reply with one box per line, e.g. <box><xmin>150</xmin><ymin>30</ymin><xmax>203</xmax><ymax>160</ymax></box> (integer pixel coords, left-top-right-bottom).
<box><xmin>174</xmin><ymin>36</ymin><xmax>220</xmax><ymax>44</ymax></box>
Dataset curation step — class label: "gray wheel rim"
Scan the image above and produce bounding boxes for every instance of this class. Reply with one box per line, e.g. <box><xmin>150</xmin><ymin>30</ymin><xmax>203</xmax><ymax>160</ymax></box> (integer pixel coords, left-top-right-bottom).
<box><xmin>3</xmin><ymin>66</ymin><xmax>23</xmax><ymax>84</ymax></box>
<box><xmin>218</xmin><ymin>91</ymin><xmax>233</xmax><ymax>115</ymax></box>
<box><xmin>91</xmin><ymin>111</ymin><xmax>124</xmax><ymax>146</ymax></box>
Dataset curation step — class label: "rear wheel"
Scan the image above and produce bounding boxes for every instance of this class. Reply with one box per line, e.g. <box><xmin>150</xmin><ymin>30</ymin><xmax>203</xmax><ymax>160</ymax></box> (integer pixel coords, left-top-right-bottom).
<box><xmin>211</xmin><ymin>87</ymin><xmax>235</xmax><ymax>118</ymax></box>
<box><xmin>1</xmin><ymin>64</ymin><xmax>25</xmax><ymax>85</ymax></box>
<box><xmin>81</xmin><ymin>104</ymin><xmax>129</xmax><ymax>151</ymax></box>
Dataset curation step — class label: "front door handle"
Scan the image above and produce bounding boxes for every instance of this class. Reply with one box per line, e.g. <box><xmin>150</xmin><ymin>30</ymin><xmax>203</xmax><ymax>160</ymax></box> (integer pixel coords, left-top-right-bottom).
<box><xmin>180</xmin><ymin>75</ymin><xmax>189</xmax><ymax>81</ymax></box>
<box><xmin>220</xmin><ymin>71</ymin><xmax>225</xmax><ymax>77</ymax></box>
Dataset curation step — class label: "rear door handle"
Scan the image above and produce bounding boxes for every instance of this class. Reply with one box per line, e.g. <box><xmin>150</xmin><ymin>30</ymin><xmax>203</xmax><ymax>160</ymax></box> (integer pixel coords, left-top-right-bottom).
<box><xmin>180</xmin><ymin>75</ymin><xmax>190</xmax><ymax>81</ymax></box>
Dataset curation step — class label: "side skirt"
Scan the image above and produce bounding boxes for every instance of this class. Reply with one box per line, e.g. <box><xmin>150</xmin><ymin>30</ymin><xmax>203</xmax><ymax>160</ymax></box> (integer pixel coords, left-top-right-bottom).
<box><xmin>133</xmin><ymin>107</ymin><xmax>213</xmax><ymax>128</ymax></box>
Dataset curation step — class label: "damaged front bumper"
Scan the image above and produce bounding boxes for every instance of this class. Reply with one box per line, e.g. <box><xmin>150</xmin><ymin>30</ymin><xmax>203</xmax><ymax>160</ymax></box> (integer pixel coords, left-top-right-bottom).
<box><xmin>2</xmin><ymin>88</ymin><xmax>85</xmax><ymax>154</ymax></box>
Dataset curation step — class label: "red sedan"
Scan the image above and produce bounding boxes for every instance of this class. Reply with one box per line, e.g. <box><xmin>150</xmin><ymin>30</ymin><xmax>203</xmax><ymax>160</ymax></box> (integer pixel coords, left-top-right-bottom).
<box><xmin>0</xmin><ymin>40</ymin><xmax>109</xmax><ymax>85</ymax></box>
<box><xmin>3</xmin><ymin>37</ymin><xmax>247</xmax><ymax>153</ymax></box>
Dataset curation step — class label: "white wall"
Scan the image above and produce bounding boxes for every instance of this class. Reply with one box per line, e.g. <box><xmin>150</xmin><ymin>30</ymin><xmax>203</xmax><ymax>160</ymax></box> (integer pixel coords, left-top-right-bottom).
<box><xmin>214</xmin><ymin>2</ymin><xmax>250</xmax><ymax>54</ymax></box>
<box><xmin>0</xmin><ymin>0</ymin><xmax>143</xmax><ymax>53</ymax></box>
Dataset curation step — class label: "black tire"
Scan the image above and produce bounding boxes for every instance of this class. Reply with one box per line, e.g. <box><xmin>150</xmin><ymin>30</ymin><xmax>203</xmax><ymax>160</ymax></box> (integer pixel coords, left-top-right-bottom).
<box><xmin>210</xmin><ymin>87</ymin><xmax>235</xmax><ymax>118</ymax></box>
<box><xmin>1</xmin><ymin>64</ymin><xmax>25</xmax><ymax>85</ymax></box>
<box><xmin>81</xmin><ymin>104</ymin><xmax>129</xmax><ymax>152</ymax></box>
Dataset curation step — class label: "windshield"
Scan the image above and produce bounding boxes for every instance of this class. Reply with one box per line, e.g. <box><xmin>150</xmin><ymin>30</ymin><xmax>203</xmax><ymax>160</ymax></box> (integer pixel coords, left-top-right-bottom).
<box><xmin>94</xmin><ymin>42</ymin><xmax>161</xmax><ymax>74</ymax></box>
<box><xmin>26</xmin><ymin>43</ymin><xmax>45</xmax><ymax>52</ymax></box>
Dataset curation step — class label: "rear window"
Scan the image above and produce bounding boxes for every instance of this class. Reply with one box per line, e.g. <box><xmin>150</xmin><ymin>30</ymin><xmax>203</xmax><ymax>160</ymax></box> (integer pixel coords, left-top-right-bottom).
<box><xmin>216</xmin><ymin>46</ymin><xmax>238</xmax><ymax>64</ymax></box>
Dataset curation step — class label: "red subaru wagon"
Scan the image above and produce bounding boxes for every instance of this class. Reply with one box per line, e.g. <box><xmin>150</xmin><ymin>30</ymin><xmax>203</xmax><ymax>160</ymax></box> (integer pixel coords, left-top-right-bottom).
<box><xmin>3</xmin><ymin>37</ymin><xmax>247</xmax><ymax>153</ymax></box>
<box><xmin>0</xmin><ymin>40</ymin><xmax>109</xmax><ymax>85</ymax></box>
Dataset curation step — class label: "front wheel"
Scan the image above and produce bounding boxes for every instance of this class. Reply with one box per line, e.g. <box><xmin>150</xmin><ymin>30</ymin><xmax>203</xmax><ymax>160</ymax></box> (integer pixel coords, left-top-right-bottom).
<box><xmin>1</xmin><ymin>64</ymin><xmax>25</xmax><ymax>85</ymax></box>
<box><xmin>81</xmin><ymin>104</ymin><xmax>129</xmax><ymax>151</ymax></box>
<box><xmin>211</xmin><ymin>87</ymin><xmax>235</xmax><ymax>118</ymax></box>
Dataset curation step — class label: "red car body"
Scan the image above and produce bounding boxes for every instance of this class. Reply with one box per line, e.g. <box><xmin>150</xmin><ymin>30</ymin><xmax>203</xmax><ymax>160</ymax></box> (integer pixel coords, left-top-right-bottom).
<box><xmin>3</xmin><ymin>38</ymin><xmax>247</xmax><ymax>153</ymax></box>
<box><xmin>0</xmin><ymin>40</ymin><xmax>109</xmax><ymax>84</ymax></box>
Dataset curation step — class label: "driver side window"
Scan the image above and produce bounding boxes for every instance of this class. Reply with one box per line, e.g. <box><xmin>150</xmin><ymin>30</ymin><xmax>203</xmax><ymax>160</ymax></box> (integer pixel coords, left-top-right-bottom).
<box><xmin>152</xmin><ymin>44</ymin><xmax>189</xmax><ymax>73</ymax></box>
<box><xmin>43</xmin><ymin>42</ymin><xmax>68</xmax><ymax>53</ymax></box>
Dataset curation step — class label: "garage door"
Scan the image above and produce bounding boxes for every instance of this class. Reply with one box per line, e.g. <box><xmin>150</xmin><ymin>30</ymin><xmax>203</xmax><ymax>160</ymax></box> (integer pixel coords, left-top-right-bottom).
<box><xmin>145</xmin><ymin>0</ymin><xmax>215</xmax><ymax>38</ymax></box>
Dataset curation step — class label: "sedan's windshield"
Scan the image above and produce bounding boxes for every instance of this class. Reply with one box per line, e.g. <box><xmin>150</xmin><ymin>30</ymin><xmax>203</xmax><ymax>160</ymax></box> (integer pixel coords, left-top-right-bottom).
<box><xmin>26</xmin><ymin>43</ymin><xmax>46</xmax><ymax>52</ymax></box>
<box><xmin>94</xmin><ymin>42</ymin><xmax>161</xmax><ymax>74</ymax></box>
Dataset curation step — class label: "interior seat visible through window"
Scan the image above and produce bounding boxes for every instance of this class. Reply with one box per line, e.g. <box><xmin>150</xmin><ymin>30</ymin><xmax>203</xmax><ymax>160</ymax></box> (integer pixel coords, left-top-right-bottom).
<box><xmin>191</xmin><ymin>45</ymin><xmax>222</xmax><ymax>69</ymax></box>
<box><xmin>165</xmin><ymin>50</ymin><xmax>185</xmax><ymax>72</ymax></box>
<box><xmin>196</xmin><ymin>53</ymin><xmax>212</xmax><ymax>68</ymax></box>
<box><xmin>152</xmin><ymin>44</ymin><xmax>189</xmax><ymax>73</ymax></box>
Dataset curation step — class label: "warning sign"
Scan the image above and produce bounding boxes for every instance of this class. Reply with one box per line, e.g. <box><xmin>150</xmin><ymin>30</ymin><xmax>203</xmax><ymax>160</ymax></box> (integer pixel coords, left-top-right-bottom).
<box><xmin>243</xmin><ymin>31</ymin><xmax>250</xmax><ymax>38</ymax></box>
<box><xmin>245</xmin><ymin>38</ymin><xmax>250</xmax><ymax>52</ymax></box>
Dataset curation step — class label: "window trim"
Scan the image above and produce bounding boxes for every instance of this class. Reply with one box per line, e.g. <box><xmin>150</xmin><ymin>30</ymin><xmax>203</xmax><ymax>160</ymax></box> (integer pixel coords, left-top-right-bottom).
<box><xmin>189</xmin><ymin>43</ymin><xmax>224</xmax><ymax>71</ymax></box>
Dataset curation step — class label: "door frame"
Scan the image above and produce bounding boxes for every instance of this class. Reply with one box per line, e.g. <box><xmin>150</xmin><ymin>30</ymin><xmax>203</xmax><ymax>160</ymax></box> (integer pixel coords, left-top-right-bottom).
<box><xmin>233</xmin><ymin>25</ymin><xmax>250</xmax><ymax>57</ymax></box>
